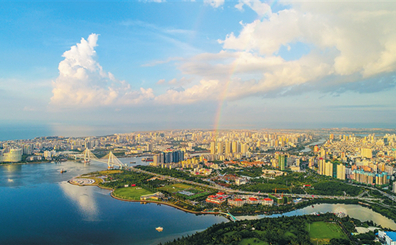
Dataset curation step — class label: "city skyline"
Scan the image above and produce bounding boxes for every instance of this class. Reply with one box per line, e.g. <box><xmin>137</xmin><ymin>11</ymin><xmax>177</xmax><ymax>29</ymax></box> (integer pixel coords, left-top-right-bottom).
<box><xmin>1</xmin><ymin>0</ymin><xmax>396</xmax><ymax>136</ymax></box>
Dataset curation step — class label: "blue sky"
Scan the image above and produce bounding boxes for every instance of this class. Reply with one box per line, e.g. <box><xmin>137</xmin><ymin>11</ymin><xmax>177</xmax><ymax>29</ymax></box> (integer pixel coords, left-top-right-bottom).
<box><xmin>1</xmin><ymin>0</ymin><xmax>396</xmax><ymax>136</ymax></box>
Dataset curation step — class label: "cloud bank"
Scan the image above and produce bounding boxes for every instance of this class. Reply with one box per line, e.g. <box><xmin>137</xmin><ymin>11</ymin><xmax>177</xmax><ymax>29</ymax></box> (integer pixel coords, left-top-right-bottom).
<box><xmin>50</xmin><ymin>34</ymin><xmax>154</xmax><ymax>108</ymax></box>
<box><xmin>164</xmin><ymin>0</ymin><xmax>396</xmax><ymax>102</ymax></box>
<box><xmin>51</xmin><ymin>1</ymin><xmax>396</xmax><ymax>109</ymax></box>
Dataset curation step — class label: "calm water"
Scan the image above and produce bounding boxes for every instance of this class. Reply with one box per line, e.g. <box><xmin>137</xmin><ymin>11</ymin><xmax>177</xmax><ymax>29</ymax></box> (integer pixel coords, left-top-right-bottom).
<box><xmin>238</xmin><ymin>204</ymin><xmax>396</xmax><ymax>230</ymax></box>
<box><xmin>300</xmin><ymin>138</ymin><xmax>326</xmax><ymax>152</ymax></box>
<box><xmin>1</xmin><ymin>160</ymin><xmax>395</xmax><ymax>245</ymax></box>
<box><xmin>0</xmin><ymin>160</ymin><xmax>226</xmax><ymax>245</ymax></box>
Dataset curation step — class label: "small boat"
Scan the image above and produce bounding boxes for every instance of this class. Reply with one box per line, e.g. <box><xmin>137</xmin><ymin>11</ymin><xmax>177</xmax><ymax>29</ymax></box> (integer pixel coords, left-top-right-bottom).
<box><xmin>60</xmin><ymin>169</ymin><xmax>67</xmax><ymax>173</ymax></box>
<box><xmin>155</xmin><ymin>227</ymin><xmax>163</xmax><ymax>232</ymax></box>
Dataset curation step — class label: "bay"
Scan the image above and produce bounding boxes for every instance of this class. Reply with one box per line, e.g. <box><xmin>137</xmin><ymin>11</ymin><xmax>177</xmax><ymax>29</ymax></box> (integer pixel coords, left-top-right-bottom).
<box><xmin>1</xmin><ymin>159</ymin><xmax>395</xmax><ymax>245</ymax></box>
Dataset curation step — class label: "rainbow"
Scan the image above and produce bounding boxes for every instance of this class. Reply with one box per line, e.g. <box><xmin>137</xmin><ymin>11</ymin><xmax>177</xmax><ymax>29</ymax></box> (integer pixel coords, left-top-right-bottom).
<box><xmin>212</xmin><ymin>0</ymin><xmax>278</xmax><ymax>140</ymax></box>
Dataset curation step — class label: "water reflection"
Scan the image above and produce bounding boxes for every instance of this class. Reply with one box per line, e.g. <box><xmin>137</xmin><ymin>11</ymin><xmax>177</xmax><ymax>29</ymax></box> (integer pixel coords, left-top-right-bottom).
<box><xmin>0</xmin><ymin>164</ymin><xmax>22</xmax><ymax>187</ymax></box>
<box><xmin>59</xmin><ymin>181</ymin><xmax>99</xmax><ymax>221</ymax></box>
<box><xmin>237</xmin><ymin>204</ymin><xmax>396</xmax><ymax>229</ymax></box>
<box><xmin>4</xmin><ymin>164</ymin><xmax>22</xmax><ymax>173</ymax></box>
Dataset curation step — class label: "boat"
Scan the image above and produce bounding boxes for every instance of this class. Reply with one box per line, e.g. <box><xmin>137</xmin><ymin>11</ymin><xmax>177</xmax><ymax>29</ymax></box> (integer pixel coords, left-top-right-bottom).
<box><xmin>60</xmin><ymin>169</ymin><xmax>67</xmax><ymax>173</ymax></box>
<box><xmin>142</xmin><ymin>157</ymin><xmax>153</xmax><ymax>162</ymax></box>
<box><xmin>155</xmin><ymin>227</ymin><xmax>163</xmax><ymax>232</ymax></box>
<box><xmin>130</xmin><ymin>161</ymin><xmax>136</xmax><ymax>164</ymax></box>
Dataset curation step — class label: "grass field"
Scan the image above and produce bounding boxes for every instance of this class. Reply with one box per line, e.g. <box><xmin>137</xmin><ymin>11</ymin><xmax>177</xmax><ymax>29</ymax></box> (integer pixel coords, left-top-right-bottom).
<box><xmin>308</xmin><ymin>221</ymin><xmax>347</xmax><ymax>245</ymax></box>
<box><xmin>159</xmin><ymin>183</ymin><xmax>195</xmax><ymax>193</ymax></box>
<box><xmin>113</xmin><ymin>187</ymin><xmax>154</xmax><ymax>200</ymax></box>
<box><xmin>98</xmin><ymin>170</ymin><xmax>123</xmax><ymax>175</ymax></box>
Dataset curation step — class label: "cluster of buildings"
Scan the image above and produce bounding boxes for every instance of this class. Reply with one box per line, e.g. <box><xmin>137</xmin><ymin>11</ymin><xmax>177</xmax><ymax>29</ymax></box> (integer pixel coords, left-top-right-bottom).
<box><xmin>308</xmin><ymin>134</ymin><xmax>396</xmax><ymax>186</ymax></box>
<box><xmin>207</xmin><ymin>132</ymin><xmax>311</xmax><ymax>161</ymax></box>
<box><xmin>1</xmin><ymin>130</ymin><xmax>395</xmax><ymax>191</ymax></box>
<box><xmin>205</xmin><ymin>192</ymin><xmax>229</xmax><ymax>204</ymax></box>
<box><xmin>205</xmin><ymin>192</ymin><xmax>284</xmax><ymax>207</ymax></box>
<box><xmin>228</xmin><ymin>196</ymin><xmax>274</xmax><ymax>207</ymax></box>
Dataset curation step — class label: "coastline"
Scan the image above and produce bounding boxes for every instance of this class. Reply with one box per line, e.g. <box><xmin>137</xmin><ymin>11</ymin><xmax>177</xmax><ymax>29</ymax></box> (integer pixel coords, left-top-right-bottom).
<box><xmin>69</xmin><ymin>175</ymin><xmax>230</xmax><ymax>217</ymax></box>
<box><xmin>67</xmin><ymin>173</ymin><xmax>396</xmax><ymax>223</ymax></box>
<box><xmin>0</xmin><ymin>161</ymin><xmax>51</xmax><ymax>166</ymax></box>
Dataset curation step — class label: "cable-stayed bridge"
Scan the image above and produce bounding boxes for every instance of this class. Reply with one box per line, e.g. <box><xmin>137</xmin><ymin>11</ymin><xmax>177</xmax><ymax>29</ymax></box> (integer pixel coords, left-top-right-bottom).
<box><xmin>82</xmin><ymin>149</ymin><xmax>127</xmax><ymax>169</ymax></box>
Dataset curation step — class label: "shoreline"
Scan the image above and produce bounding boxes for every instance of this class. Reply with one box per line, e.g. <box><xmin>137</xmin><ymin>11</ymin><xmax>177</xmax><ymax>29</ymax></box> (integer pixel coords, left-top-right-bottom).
<box><xmin>110</xmin><ymin>192</ymin><xmax>219</xmax><ymax>216</ymax></box>
<box><xmin>73</xmin><ymin>180</ymin><xmax>224</xmax><ymax>217</ymax></box>
<box><xmin>69</xmin><ymin>174</ymin><xmax>230</xmax><ymax>217</ymax></box>
<box><xmin>70</xmin><ymin>179</ymin><xmax>368</xmax><ymax>219</ymax></box>
<box><xmin>0</xmin><ymin>161</ymin><xmax>52</xmax><ymax>166</ymax></box>
<box><xmin>67</xmin><ymin>174</ymin><xmax>396</xmax><ymax>223</ymax></box>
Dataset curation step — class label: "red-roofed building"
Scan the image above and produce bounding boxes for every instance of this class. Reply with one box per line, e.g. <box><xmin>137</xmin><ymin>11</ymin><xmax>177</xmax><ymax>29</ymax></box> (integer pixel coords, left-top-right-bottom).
<box><xmin>262</xmin><ymin>198</ymin><xmax>274</xmax><ymax>206</ymax></box>
<box><xmin>206</xmin><ymin>193</ymin><xmax>229</xmax><ymax>205</ymax></box>
<box><xmin>228</xmin><ymin>198</ymin><xmax>246</xmax><ymax>207</ymax></box>
<box><xmin>247</xmin><ymin>197</ymin><xmax>259</xmax><ymax>205</ymax></box>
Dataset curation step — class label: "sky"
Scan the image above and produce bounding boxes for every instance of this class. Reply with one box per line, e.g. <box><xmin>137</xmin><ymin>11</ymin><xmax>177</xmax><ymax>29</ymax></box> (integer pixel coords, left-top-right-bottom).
<box><xmin>1</xmin><ymin>0</ymin><xmax>396</xmax><ymax>136</ymax></box>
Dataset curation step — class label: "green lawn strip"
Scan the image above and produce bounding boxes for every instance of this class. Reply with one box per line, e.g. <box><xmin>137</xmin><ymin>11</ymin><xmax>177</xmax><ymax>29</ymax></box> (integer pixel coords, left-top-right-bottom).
<box><xmin>159</xmin><ymin>183</ymin><xmax>194</xmax><ymax>193</ymax></box>
<box><xmin>113</xmin><ymin>186</ymin><xmax>154</xmax><ymax>200</ymax></box>
<box><xmin>308</xmin><ymin>221</ymin><xmax>347</xmax><ymax>245</ymax></box>
<box><xmin>185</xmin><ymin>192</ymin><xmax>212</xmax><ymax>200</ymax></box>
<box><xmin>239</xmin><ymin>238</ymin><xmax>268</xmax><ymax>245</ymax></box>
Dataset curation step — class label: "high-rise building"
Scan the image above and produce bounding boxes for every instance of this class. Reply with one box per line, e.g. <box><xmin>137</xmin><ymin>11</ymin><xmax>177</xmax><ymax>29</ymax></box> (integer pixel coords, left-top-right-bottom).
<box><xmin>361</xmin><ymin>148</ymin><xmax>373</xmax><ymax>159</ymax></box>
<box><xmin>320</xmin><ymin>148</ymin><xmax>326</xmax><ymax>158</ymax></box>
<box><xmin>225</xmin><ymin>141</ymin><xmax>231</xmax><ymax>154</ymax></box>
<box><xmin>232</xmin><ymin>141</ymin><xmax>238</xmax><ymax>153</ymax></box>
<box><xmin>241</xmin><ymin>143</ymin><xmax>248</xmax><ymax>154</ymax></box>
<box><xmin>146</xmin><ymin>143</ymin><xmax>152</xmax><ymax>152</ymax></box>
<box><xmin>324</xmin><ymin>161</ymin><xmax>333</xmax><ymax>177</ymax></box>
<box><xmin>23</xmin><ymin>144</ymin><xmax>33</xmax><ymax>155</ymax></box>
<box><xmin>278</xmin><ymin>154</ymin><xmax>287</xmax><ymax>171</ymax></box>
<box><xmin>318</xmin><ymin>158</ymin><xmax>325</xmax><ymax>175</ymax></box>
<box><xmin>309</xmin><ymin>157</ymin><xmax>314</xmax><ymax>169</ymax></box>
<box><xmin>210</xmin><ymin>142</ymin><xmax>215</xmax><ymax>155</ymax></box>
<box><xmin>217</xmin><ymin>142</ymin><xmax>223</xmax><ymax>154</ymax></box>
<box><xmin>336</xmin><ymin>164</ymin><xmax>346</xmax><ymax>180</ymax></box>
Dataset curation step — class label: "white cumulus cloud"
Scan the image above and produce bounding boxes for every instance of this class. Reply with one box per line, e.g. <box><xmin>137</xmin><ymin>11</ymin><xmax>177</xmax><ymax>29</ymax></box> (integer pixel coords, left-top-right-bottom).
<box><xmin>235</xmin><ymin>0</ymin><xmax>272</xmax><ymax>17</ymax></box>
<box><xmin>169</xmin><ymin>0</ymin><xmax>396</xmax><ymax>102</ymax></box>
<box><xmin>204</xmin><ymin>0</ymin><xmax>224</xmax><ymax>8</ymax></box>
<box><xmin>50</xmin><ymin>34</ymin><xmax>154</xmax><ymax>108</ymax></box>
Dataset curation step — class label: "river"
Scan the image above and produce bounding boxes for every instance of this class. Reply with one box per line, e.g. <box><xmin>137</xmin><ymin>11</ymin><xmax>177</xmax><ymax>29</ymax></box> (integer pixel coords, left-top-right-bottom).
<box><xmin>1</xmin><ymin>160</ymin><xmax>395</xmax><ymax>244</ymax></box>
<box><xmin>300</xmin><ymin>138</ymin><xmax>327</xmax><ymax>153</ymax></box>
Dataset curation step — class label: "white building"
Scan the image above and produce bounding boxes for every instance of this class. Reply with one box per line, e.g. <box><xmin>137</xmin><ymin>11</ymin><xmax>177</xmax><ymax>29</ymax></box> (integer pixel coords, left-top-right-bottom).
<box><xmin>378</xmin><ymin>231</ymin><xmax>396</xmax><ymax>245</ymax></box>
<box><xmin>0</xmin><ymin>148</ymin><xmax>22</xmax><ymax>162</ymax></box>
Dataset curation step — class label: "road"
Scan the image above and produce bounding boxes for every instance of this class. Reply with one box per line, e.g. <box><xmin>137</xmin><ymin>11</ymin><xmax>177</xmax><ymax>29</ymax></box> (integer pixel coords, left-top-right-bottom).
<box><xmin>128</xmin><ymin>167</ymin><xmax>382</xmax><ymax>202</ymax></box>
<box><xmin>346</xmin><ymin>182</ymin><xmax>396</xmax><ymax>202</ymax></box>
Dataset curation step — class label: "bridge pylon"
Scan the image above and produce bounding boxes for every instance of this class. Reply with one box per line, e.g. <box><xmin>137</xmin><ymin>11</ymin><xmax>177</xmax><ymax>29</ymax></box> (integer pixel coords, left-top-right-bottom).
<box><xmin>83</xmin><ymin>148</ymin><xmax>99</xmax><ymax>164</ymax></box>
<box><xmin>103</xmin><ymin>151</ymin><xmax>126</xmax><ymax>169</ymax></box>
